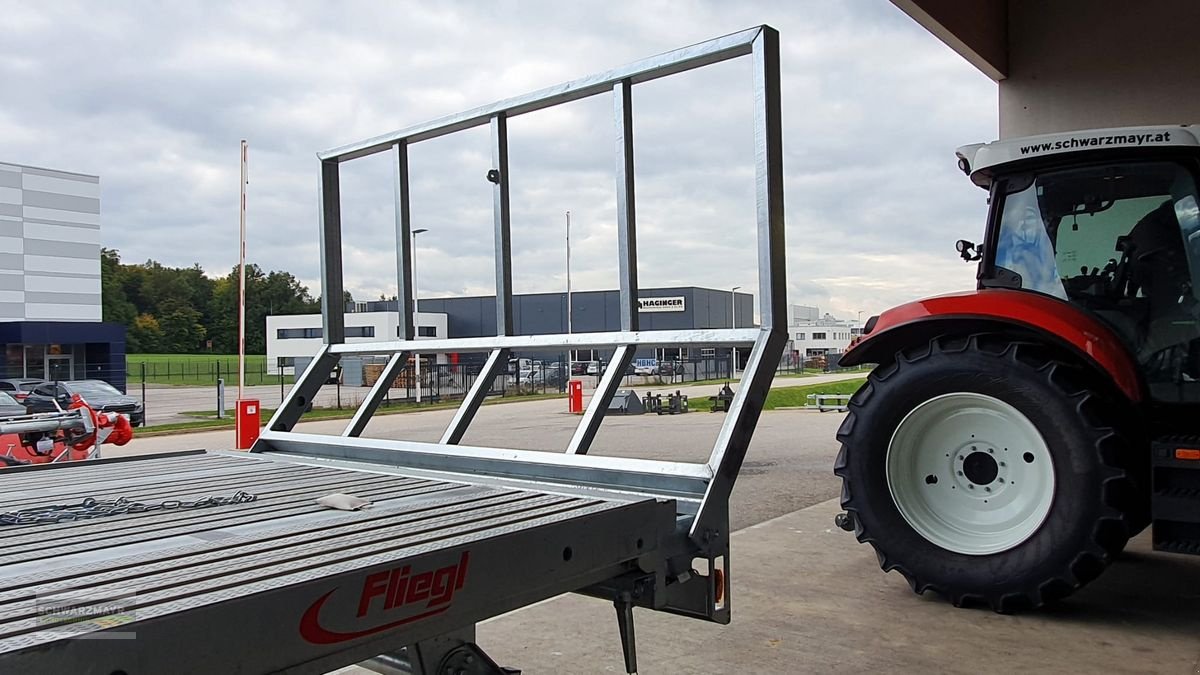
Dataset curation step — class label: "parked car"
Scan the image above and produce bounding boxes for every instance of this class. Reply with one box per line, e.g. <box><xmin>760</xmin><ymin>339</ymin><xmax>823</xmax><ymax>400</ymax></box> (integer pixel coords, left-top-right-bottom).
<box><xmin>24</xmin><ymin>380</ymin><xmax>145</xmax><ymax>427</ymax></box>
<box><xmin>0</xmin><ymin>392</ymin><xmax>27</xmax><ymax>418</ymax></box>
<box><xmin>0</xmin><ymin>378</ymin><xmax>44</xmax><ymax>403</ymax></box>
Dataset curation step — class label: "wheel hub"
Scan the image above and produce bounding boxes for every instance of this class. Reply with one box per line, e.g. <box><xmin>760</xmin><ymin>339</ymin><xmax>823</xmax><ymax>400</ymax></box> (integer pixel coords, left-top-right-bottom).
<box><xmin>962</xmin><ymin>450</ymin><xmax>999</xmax><ymax>486</ymax></box>
<box><xmin>886</xmin><ymin>392</ymin><xmax>1056</xmax><ymax>556</ymax></box>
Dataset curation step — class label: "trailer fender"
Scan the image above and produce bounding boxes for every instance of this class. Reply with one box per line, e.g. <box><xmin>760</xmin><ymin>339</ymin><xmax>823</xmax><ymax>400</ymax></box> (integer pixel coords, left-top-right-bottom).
<box><xmin>840</xmin><ymin>289</ymin><xmax>1143</xmax><ymax>402</ymax></box>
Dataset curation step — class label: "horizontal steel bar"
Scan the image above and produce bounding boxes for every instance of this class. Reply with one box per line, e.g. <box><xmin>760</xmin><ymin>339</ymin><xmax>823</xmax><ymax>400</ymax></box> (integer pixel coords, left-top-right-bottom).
<box><xmin>255</xmin><ymin>431</ymin><xmax>713</xmax><ymax>499</ymax></box>
<box><xmin>328</xmin><ymin>328</ymin><xmax>762</xmax><ymax>355</ymax></box>
<box><xmin>318</xmin><ymin>26</ymin><xmax>762</xmax><ymax>162</ymax></box>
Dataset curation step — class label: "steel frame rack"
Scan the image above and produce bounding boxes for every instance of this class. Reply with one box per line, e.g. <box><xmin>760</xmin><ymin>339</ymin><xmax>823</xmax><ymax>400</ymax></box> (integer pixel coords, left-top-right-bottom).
<box><xmin>260</xmin><ymin>21</ymin><xmax>786</xmax><ymax>552</ymax></box>
<box><xmin>0</xmin><ymin>25</ymin><xmax>786</xmax><ymax>675</ymax></box>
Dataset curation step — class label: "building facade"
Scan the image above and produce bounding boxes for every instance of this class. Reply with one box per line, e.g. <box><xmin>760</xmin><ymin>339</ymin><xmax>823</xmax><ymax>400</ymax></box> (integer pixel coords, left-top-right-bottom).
<box><xmin>0</xmin><ymin>162</ymin><xmax>125</xmax><ymax>390</ymax></box>
<box><xmin>787</xmin><ymin>304</ymin><xmax>863</xmax><ymax>362</ymax></box>
<box><xmin>266</xmin><ymin>286</ymin><xmax>755</xmax><ymax>371</ymax></box>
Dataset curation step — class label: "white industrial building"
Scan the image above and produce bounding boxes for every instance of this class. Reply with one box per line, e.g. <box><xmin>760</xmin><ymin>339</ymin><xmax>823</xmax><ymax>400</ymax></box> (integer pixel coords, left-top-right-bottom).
<box><xmin>788</xmin><ymin>304</ymin><xmax>864</xmax><ymax>360</ymax></box>
<box><xmin>266</xmin><ymin>311</ymin><xmax>448</xmax><ymax>374</ymax></box>
<box><xmin>0</xmin><ymin>161</ymin><xmax>127</xmax><ymax>389</ymax></box>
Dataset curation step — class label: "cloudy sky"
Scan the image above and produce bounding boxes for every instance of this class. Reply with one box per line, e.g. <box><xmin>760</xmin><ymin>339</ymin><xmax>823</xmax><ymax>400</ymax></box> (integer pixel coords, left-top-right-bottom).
<box><xmin>1</xmin><ymin>1</ymin><xmax>997</xmax><ymax>321</ymax></box>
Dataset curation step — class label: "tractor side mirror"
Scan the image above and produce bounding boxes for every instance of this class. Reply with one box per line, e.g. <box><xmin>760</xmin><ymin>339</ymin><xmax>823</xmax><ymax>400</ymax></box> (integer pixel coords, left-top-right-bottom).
<box><xmin>956</xmin><ymin>239</ymin><xmax>982</xmax><ymax>262</ymax></box>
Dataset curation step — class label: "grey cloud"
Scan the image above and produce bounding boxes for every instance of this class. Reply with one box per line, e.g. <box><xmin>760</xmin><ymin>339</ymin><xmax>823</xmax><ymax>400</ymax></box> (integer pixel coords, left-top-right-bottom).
<box><xmin>0</xmin><ymin>0</ymin><xmax>997</xmax><ymax>320</ymax></box>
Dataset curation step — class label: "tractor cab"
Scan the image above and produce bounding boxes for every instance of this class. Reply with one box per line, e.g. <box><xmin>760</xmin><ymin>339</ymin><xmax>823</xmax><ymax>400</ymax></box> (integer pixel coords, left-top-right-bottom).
<box><xmin>958</xmin><ymin>127</ymin><xmax>1200</xmax><ymax>404</ymax></box>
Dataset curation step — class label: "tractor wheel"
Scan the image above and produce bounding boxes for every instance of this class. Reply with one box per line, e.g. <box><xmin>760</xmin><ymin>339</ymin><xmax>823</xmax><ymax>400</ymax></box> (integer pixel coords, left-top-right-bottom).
<box><xmin>834</xmin><ymin>334</ymin><xmax>1133</xmax><ymax>612</ymax></box>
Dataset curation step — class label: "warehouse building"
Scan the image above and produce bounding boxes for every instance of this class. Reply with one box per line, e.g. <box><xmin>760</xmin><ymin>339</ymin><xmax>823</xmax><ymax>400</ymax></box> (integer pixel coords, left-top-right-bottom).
<box><xmin>266</xmin><ymin>286</ymin><xmax>754</xmax><ymax>373</ymax></box>
<box><xmin>0</xmin><ymin>162</ymin><xmax>125</xmax><ymax>390</ymax></box>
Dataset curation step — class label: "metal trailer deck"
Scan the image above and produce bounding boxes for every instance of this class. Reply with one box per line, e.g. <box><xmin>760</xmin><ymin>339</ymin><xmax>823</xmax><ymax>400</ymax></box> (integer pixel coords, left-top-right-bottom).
<box><xmin>0</xmin><ymin>24</ymin><xmax>787</xmax><ymax>674</ymax></box>
<box><xmin>0</xmin><ymin>451</ymin><xmax>672</xmax><ymax>674</ymax></box>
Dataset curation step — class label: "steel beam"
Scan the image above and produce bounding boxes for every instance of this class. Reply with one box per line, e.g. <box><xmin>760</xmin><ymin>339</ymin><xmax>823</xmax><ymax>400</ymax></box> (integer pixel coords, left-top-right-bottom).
<box><xmin>440</xmin><ymin>348</ymin><xmax>510</xmax><ymax>445</ymax></box>
<box><xmin>319</xmin><ymin>159</ymin><xmax>346</xmax><ymax>344</ymax></box>
<box><xmin>692</xmin><ymin>330</ymin><xmax>788</xmax><ymax>540</ymax></box>
<box><xmin>328</xmin><ymin>328</ymin><xmax>759</xmax><ymax>356</ymax></box>
<box><xmin>255</xmin><ymin>345</ymin><xmax>340</xmax><ymax>438</ymax></box>
<box><xmin>318</xmin><ymin>27</ymin><xmax>762</xmax><ymax>162</ymax></box>
<box><xmin>393</xmin><ymin>142</ymin><xmax>415</xmax><ymax>340</ymax></box>
<box><xmin>566</xmin><ymin>345</ymin><xmax>635</xmax><ymax>455</ymax></box>
<box><xmin>256</xmin><ymin>430</ymin><xmax>713</xmax><ymax>499</ymax></box>
<box><xmin>491</xmin><ymin>114</ymin><xmax>514</xmax><ymax>336</ymax></box>
<box><xmin>614</xmin><ymin>79</ymin><xmax>639</xmax><ymax>331</ymax></box>
<box><xmin>751</xmin><ymin>26</ymin><xmax>788</xmax><ymax>332</ymax></box>
<box><xmin>342</xmin><ymin>352</ymin><xmax>408</xmax><ymax>438</ymax></box>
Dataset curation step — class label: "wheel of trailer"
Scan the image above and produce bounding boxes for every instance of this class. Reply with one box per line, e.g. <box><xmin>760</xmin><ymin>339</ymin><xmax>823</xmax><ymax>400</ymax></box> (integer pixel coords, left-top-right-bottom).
<box><xmin>834</xmin><ymin>334</ymin><xmax>1133</xmax><ymax>612</ymax></box>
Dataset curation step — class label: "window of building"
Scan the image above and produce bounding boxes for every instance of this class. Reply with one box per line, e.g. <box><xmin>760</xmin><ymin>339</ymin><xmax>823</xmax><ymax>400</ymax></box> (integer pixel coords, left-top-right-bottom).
<box><xmin>346</xmin><ymin>326</ymin><xmax>375</xmax><ymax>338</ymax></box>
<box><xmin>812</xmin><ymin>332</ymin><xmax>826</xmax><ymax>340</ymax></box>
<box><xmin>418</xmin><ymin>326</ymin><xmax>437</xmax><ymax>337</ymax></box>
<box><xmin>700</xmin><ymin>348</ymin><xmax>716</xmax><ymax>358</ymax></box>
<box><xmin>277</xmin><ymin>328</ymin><xmax>323</xmax><ymax>339</ymax></box>
<box><xmin>795</xmin><ymin>333</ymin><xmax>805</xmax><ymax>341</ymax></box>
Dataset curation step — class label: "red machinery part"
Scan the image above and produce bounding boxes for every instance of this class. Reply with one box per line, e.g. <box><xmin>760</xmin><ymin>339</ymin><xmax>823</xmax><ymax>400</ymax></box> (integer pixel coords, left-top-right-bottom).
<box><xmin>841</xmin><ymin>289</ymin><xmax>1143</xmax><ymax>402</ymax></box>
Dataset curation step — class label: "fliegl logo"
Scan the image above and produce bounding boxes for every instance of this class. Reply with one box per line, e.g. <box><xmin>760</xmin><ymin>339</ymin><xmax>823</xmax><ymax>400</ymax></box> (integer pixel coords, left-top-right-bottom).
<box><xmin>300</xmin><ymin>552</ymin><xmax>470</xmax><ymax>644</ymax></box>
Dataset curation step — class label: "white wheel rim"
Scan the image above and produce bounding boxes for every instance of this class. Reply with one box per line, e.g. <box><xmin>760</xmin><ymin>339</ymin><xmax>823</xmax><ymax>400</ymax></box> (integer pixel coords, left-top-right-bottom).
<box><xmin>886</xmin><ymin>392</ymin><xmax>1055</xmax><ymax>555</ymax></box>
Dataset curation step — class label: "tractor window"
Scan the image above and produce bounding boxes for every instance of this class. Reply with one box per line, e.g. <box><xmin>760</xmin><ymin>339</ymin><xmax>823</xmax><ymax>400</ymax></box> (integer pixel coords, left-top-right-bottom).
<box><xmin>994</xmin><ymin>185</ymin><xmax>1068</xmax><ymax>300</ymax></box>
<box><xmin>994</xmin><ymin>161</ymin><xmax>1200</xmax><ymax>403</ymax></box>
<box><xmin>988</xmin><ymin>160</ymin><xmax>1200</xmax><ymax>401</ymax></box>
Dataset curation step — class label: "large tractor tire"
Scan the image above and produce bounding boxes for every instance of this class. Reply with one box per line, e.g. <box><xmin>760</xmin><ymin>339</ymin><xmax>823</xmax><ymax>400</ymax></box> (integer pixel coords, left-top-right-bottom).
<box><xmin>834</xmin><ymin>334</ymin><xmax>1135</xmax><ymax>612</ymax></box>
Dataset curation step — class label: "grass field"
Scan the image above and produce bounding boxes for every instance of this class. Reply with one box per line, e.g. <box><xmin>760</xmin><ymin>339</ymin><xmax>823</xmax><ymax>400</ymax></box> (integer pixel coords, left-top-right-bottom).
<box><xmin>762</xmin><ymin>377</ymin><xmax>866</xmax><ymax>410</ymax></box>
<box><xmin>126</xmin><ymin>354</ymin><xmax>289</xmax><ymax>386</ymax></box>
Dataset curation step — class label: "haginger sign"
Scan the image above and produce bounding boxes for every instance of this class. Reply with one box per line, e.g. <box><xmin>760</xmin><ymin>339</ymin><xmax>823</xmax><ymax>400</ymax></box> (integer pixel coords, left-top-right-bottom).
<box><xmin>638</xmin><ymin>296</ymin><xmax>685</xmax><ymax>313</ymax></box>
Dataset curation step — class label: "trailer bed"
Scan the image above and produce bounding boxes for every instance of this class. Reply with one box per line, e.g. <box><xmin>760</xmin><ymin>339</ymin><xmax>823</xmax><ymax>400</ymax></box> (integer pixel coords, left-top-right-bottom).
<box><xmin>0</xmin><ymin>451</ymin><xmax>671</xmax><ymax>674</ymax></box>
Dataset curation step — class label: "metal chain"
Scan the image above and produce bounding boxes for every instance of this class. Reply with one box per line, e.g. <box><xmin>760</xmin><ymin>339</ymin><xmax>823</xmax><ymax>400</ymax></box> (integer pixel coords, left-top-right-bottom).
<box><xmin>0</xmin><ymin>491</ymin><xmax>257</xmax><ymax>526</ymax></box>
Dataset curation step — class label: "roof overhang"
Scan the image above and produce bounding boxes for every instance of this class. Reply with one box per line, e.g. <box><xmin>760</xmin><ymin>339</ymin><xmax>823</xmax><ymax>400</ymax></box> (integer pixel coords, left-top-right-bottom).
<box><xmin>890</xmin><ymin>0</ymin><xmax>1008</xmax><ymax>81</ymax></box>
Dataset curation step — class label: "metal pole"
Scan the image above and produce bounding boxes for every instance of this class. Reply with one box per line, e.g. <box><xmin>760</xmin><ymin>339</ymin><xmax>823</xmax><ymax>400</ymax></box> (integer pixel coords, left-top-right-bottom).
<box><xmin>238</xmin><ymin>140</ymin><xmax>248</xmax><ymax>402</ymax></box>
<box><xmin>412</xmin><ymin>227</ymin><xmax>428</xmax><ymax>403</ymax></box>
<box><xmin>730</xmin><ymin>285</ymin><xmax>741</xmax><ymax>373</ymax></box>
<box><xmin>566</xmin><ymin>210</ymin><xmax>572</xmax><ymax>378</ymax></box>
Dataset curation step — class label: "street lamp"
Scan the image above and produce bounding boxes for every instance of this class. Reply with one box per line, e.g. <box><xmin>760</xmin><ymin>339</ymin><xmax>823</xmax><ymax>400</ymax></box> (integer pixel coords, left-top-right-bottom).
<box><xmin>730</xmin><ymin>286</ymin><xmax>741</xmax><ymax>374</ymax></box>
<box><xmin>412</xmin><ymin>228</ymin><xmax>428</xmax><ymax>402</ymax></box>
<box><xmin>565</xmin><ymin>211</ymin><xmax>572</xmax><ymax>380</ymax></box>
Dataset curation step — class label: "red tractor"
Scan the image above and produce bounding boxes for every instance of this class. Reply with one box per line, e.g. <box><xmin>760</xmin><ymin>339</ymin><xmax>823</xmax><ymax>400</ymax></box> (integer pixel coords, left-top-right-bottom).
<box><xmin>835</xmin><ymin>125</ymin><xmax>1200</xmax><ymax>611</ymax></box>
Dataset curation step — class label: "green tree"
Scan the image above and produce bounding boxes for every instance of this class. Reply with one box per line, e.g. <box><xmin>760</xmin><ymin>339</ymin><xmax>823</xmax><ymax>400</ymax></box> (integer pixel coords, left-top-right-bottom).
<box><xmin>129</xmin><ymin>313</ymin><xmax>164</xmax><ymax>353</ymax></box>
<box><xmin>100</xmin><ymin>248</ymin><xmax>137</xmax><ymax>325</ymax></box>
<box><xmin>158</xmin><ymin>300</ymin><xmax>207</xmax><ymax>353</ymax></box>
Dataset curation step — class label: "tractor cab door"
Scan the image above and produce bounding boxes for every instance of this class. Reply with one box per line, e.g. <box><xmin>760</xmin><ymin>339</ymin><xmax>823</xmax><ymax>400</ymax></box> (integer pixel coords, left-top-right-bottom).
<box><xmin>985</xmin><ymin>160</ymin><xmax>1200</xmax><ymax>403</ymax></box>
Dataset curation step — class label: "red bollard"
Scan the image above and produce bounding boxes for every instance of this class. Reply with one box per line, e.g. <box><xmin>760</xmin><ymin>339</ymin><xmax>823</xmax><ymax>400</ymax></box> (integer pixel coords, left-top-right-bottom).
<box><xmin>568</xmin><ymin>380</ymin><xmax>584</xmax><ymax>414</ymax></box>
<box><xmin>235</xmin><ymin>399</ymin><xmax>261</xmax><ymax>450</ymax></box>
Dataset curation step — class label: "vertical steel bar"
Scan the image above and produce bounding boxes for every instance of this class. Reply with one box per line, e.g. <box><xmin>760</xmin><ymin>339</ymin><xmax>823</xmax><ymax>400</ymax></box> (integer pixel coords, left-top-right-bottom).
<box><xmin>342</xmin><ymin>351</ymin><xmax>408</xmax><ymax>437</ymax></box>
<box><xmin>613</xmin><ymin>79</ymin><xmax>640</xmax><ymax>331</ymax></box>
<box><xmin>319</xmin><ymin>159</ymin><xmax>346</xmax><ymax>344</ymax></box>
<box><xmin>693</xmin><ymin>25</ymin><xmax>789</xmax><ymax>539</ymax></box>
<box><xmin>394</xmin><ymin>142</ymin><xmax>415</xmax><ymax>341</ymax></box>
<box><xmin>491</xmin><ymin>114</ymin><xmax>514</xmax><ymax>336</ymax></box>
<box><xmin>751</xmin><ymin>26</ymin><xmax>787</xmax><ymax>332</ymax></box>
<box><xmin>440</xmin><ymin>348</ymin><xmax>510</xmax><ymax>445</ymax></box>
<box><xmin>566</xmin><ymin>344</ymin><xmax>635</xmax><ymax>455</ymax></box>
